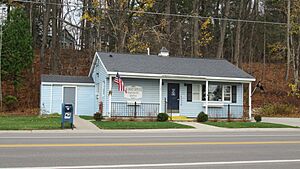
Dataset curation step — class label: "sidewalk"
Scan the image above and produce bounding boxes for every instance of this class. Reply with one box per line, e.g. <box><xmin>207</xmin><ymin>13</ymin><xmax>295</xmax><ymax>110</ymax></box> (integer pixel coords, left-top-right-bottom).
<box><xmin>73</xmin><ymin>116</ymin><xmax>101</xmax><ymax>131</ymax></box>
<box><xmin>262</xmin><ymin>117</ymin><xmax>300</xmax><ymax>127</ymax></box>
<box><xmin>175</xmin><ymin>122</ymin><xmax>227</xmax><ymax>132</ymax></box>
<box><xmin>0</xmin><ymin>119</ymin><xmax>300</xmax><ymax>134</ymax></box>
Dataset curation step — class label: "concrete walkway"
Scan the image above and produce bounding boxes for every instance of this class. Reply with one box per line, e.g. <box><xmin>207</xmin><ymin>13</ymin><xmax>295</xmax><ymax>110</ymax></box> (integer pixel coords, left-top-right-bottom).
<box><xmin>262</xmin><ymin>117</ymin><xmax>300</xmax><ymax>127</ymax></box>
<box><xmin>175</xmin><ymin>122</ymin><xmax>227</xmax><ymax>131</ymax></box>
<box><xmin>73</xmin><ymin>116</ymin><xmax>100</xmax><ymax>131</ymax></box>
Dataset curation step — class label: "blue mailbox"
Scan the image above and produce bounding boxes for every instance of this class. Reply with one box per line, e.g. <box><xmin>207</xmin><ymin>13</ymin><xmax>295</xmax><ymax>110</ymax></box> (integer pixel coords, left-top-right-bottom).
<box><xmin>61</xmin><ymin>103</ymin><xmax>74</xmax><ymax>129</ymax></box>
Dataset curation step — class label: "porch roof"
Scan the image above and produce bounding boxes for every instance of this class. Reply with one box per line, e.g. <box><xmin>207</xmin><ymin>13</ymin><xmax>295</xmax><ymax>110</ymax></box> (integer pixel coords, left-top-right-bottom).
<box><xmin>96</xmin><ymin>52</ymin><xmax>255</xmax><ymax>81</ymax></box>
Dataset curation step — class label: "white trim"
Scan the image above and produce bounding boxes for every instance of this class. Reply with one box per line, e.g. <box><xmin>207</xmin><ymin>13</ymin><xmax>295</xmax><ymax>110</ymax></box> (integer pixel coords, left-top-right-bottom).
<box><xmin>249</xmin><ymin>82</ymin><xmax>252</xmax><ymax>119</ymax></box>
<box><xmin>111</xmin><ymin>101</ymin><xmax>160</xmax><ymax>104</ymax></box>
<box><xmin>50</xmin><ymin>84</ymin><xmax>53</xmax><ymax>114</ymax></box>
<box><xmin>223</xmin><ymin>85</ymin><xmax>232</xmax><ymax>102</ymax></box>
<box><xmin>205</xmin><ymin>80</ymin><xmax>208</xmax><ymax>114</ymax></box>
<box><xmin>159</xmin><ymin>78</ymin><xmax>162</xmax><ymax>113</ymax></box>
<box><xmin>39</xmin><ymin>83</ymin><xmax>42</xmax><ymax>115</ymax></box>
<box><xmin>107</xmin><ymin>71</ymin><xmax>256</xmax><ymax>82</ymax></box>
<box><xmin>41</xmin><ymin>82</ymin><xmax>95</xmax><ymax>86</ymax></box>
<box><xmin>88</xmin><ymin>52</ymin><xmax>109</xmax><ymax>77</ymax></box>
<box><xmin>62</xmin><ymin>86</ymin><xmax>78</xmax><ymax>115</ymax></box>
<box><xmin>202</xmin><ymin>102</ymin><xmax>224</xmax><ymax>107</ymax></box>
<box><xmin>88</xmin><ymin>53</ymin><xmax>98</xmax><ymax>76</ymax></box>
<box><xmin>108</xmin><ymin>75</ymin><xmax>112</xmax><ymax>117</ymax></box>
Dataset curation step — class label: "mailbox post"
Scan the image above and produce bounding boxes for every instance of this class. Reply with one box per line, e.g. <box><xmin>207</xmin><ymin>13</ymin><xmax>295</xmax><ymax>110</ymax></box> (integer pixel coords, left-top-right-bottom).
<box><xmin>61</xmin><ymin>103</ymin><xmax>74</xmax><ymax>129</ymax></box>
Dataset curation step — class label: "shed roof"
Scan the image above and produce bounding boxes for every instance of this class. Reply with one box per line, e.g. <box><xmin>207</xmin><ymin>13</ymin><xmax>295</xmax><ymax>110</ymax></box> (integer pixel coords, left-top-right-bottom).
<box><xmin>97</xmin><ymin>52</ymin><xmax>254</xmax><ymax>80</ymax></box>
<box><xmin>41</xmin><ymin>75</ymin><xmax>94</xmax><ymax>83</ymax></box>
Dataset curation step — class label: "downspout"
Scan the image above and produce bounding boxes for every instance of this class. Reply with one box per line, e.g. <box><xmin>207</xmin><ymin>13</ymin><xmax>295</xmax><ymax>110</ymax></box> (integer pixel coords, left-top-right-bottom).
<box><xmin>248</xmin><ymin>82</ymin><xmax>252</xmax><ymax>120</ymax></box>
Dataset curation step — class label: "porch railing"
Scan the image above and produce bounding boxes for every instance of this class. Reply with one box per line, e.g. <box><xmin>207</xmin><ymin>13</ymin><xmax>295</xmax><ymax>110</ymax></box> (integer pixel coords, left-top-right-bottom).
<box><xmin>111</xmin><ymin>102</ymin><xmax>160</xmax><ymax>117</ymax></box>
<box><xmin>208</xmin><ymin>104</ymin><xmax>249</xmax><ymax>119</ymax></box>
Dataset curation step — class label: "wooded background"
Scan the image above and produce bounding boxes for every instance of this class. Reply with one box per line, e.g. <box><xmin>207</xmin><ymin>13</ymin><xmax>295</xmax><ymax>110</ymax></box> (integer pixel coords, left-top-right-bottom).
<box><xmin>1</xmin><ymin>0</ymin><xmax>300</xmax><ymax>115</ymax></box>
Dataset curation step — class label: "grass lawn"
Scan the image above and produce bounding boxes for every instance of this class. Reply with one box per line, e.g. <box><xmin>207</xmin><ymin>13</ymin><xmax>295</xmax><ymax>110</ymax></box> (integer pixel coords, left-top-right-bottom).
<box><xmin>204</xmin><ymin>121</ymin><xmax>298</xmax><ymax>128</ymax></box>
<box><xmin>79</xmin><ymin>115</ymin><xmax>94</xmax><ymax>120</ymax></box>
<box><xmin>92</xmin><ymin>121</ymin><xmax>194</xmax><ymax>129</ymax></box>
<box><xmin>0</xmin><ymin>116</ymin><xmax>70</xmax><ymax>130</ymax></box>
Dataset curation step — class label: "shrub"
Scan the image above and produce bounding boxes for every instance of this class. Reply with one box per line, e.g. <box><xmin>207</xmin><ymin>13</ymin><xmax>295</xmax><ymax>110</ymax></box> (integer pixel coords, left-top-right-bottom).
<box><xmin>3</xmin><ymin>95</ymin><xmax>18</xmax><ymax>111</ymax></box>
<box><xmin>254</xmin><ymin>115</ymin><xmax>262</xmax><ymax>122</ymax></box>
<box><xmin>93</xmin><ymin>112</ymin><xmax>103</xmax><ymax>121</ymax></box>
<box><xmin>197</xmin><ymin>112</ymin><xmax>208</xmax><ymax>122</ymax></box>
<box><xmin>157</xmin><ymin>113</ymin><xmax>169</xmax><ymax>122</ymax></box>
<box><xmin>260</xmin><ymin>104</ymin><xmax>295</xmax><ymax>116</ymax></box>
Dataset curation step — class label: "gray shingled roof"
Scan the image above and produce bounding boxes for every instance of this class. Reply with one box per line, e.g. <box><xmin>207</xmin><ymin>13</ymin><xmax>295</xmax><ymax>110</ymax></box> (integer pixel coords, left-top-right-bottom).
<box><xmin>42</xmin><ymin>75</ymin><xmax>94</xmax><ymax>83</ymax></box>
<box><xmin>97</xmin><ymin>52</ymin><xmax>254</xmax><ymax>79</ymax></box>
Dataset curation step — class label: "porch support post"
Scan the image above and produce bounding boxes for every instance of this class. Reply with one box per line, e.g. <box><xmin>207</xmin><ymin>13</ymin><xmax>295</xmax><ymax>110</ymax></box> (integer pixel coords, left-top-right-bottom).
<box><xmin>248</xmin><ymin>82</ymin><xmax>252</xmax><ymax>120</ymax></box>
<box><xmin>108</xmin><ymin>75</ymin><xmax>112</xmax><ymax>117</ymax></box>
<box><xmin>50</xmin><ymin>84</ymin><xmax>53</xmax><ymax>114</ymax></box>
<box><xmin>205</xmin><ymin>80</ymin><xmax>208</xmax><ymax>114</ymax></box>
<box><xmin>159</xmin><ymin>78</ymin><xmax>162</xmax><ymax>113</ymax></box>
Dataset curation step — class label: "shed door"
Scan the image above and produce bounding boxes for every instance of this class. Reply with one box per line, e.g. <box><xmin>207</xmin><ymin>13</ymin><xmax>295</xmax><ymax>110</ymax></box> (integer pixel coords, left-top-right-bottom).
<box><xmin>63</xmin><ymin>87</ymin><xmax>76</xmax><ymax>113</ymax></box>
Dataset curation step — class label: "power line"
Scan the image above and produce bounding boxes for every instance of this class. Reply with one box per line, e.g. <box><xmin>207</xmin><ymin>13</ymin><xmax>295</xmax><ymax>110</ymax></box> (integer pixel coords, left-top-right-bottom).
<box><xmin>12</xmin><ymin>0</ymin><xmax>287</xmax><ymax>25</ymax></box>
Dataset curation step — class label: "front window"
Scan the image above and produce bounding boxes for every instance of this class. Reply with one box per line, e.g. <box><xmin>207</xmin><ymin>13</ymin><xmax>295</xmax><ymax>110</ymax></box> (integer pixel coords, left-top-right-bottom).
<box><xmin>223</xmin><ymin>85</ymin><xmax>231</xmax><ymax>101</ymax></box>
<box><xmin>191</xmin><ymin>84</ymin><xmax>234</xmax><ymax>102</ymax></box>
<box><xmin>208</xmin><ymin>85</ymin><xmax>222</xmax><ymax>101</ymax></box>
<box><xmin>192</xmin><ymin>84</ymin><xmax>201</xmax><ymax>101</ymax></box>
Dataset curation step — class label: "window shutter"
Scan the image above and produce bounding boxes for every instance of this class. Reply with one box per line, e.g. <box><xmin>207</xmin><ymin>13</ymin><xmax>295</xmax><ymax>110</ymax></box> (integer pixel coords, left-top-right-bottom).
<box><xmin>187</xmin><ymin>84</ymin><xmax>192</xmax><ymax>102</ymax></box>
<box><xmin>202</xmin><ymin>85</ymin><xmax>206</xmax><ymax>101</ymax></box>
<box><xmin>232</xmin><ymin>85</ymin><xmax>237</xmax><ymax>103</ymax></box>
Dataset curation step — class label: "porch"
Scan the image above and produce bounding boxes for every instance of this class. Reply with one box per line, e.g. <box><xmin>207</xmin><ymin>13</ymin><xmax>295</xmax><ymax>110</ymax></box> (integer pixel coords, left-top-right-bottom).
<box><xmin>110</xmin><ymin>101</ymin><xmax>248</xmax><ymax>119</ymax></box>
<box><xmin>107</xmin><ymin>77</ymin><xmax>253</xmax><ymax>119</ymax></box>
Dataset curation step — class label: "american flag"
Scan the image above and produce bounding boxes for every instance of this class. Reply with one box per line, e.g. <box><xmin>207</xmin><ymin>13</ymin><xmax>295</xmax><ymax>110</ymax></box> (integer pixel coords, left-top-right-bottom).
<box><xmin>114</xmin><ymin>73</ymin><xmax>126</xmax><ymax>92</ymax></box>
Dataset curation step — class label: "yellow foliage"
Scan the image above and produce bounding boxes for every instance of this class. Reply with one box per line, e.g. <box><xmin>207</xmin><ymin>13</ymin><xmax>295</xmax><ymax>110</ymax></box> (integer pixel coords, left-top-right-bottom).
<box><xmin>127</xmin><ymin>33</ymin><xmax>150</xmax><ymax>54</ymax></box>
<box><xmin>81</xmin><ymin>11</ymin><xmax>102</xmax><ymax>23</ymax></box>
<box><xmin>197</xmin><ymin>18</ymin><xmax>214</xmax><ymax>48</ymax></box>
<box><xmin>81</xmin><ymin>12</ymin><xmax>92</xmax><ymax>22</ymax></box>
<box><xmin>268</xmin><ymin>42</ymin><xmax>286</xmax><ymax>62</ymax></box>
<box><xmin>288</xmin><ymin>83</ymin><xmax>300</xmax><ymax>98</ymax></box>
<box><xmin>92</xmin><ymin>0</ymin><xmax>100</xmax><ymax>7</ymax></box>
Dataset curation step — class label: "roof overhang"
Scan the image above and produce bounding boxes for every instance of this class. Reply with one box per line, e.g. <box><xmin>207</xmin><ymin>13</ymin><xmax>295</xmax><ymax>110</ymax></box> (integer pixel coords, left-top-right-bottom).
<box><xmin>41</xmin><ymin>82</ymin><xmax>95</xmax><ymax>86</ymax></box>
<box><xmin>107</xmin><ymin>71</ymin><xmax>256</xmax><ymax>83</ymax></box>
<box><xmin>88</xmin><ymin>52</ymin><xmax>109</xmax><ymax>77</ymax></box>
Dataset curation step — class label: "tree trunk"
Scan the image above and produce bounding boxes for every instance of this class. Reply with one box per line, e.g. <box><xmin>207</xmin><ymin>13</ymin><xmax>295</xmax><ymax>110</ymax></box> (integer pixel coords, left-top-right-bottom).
<box><xmin>286</xmin><ymin>0</ymin><xmax>291</xmax><ymax>81</ymax></box>
<box><xmin>84</xmin><ymin>0</ymin><xmax>92</xmax><ymax>49</ymax></box>
<box><xmin>248</xmin><ymin>0</ymin><xmax>258</xmax><ymax>74</ymax></box>
<box><xmin>192</xmin><ymin>0</ymin><xmax>200</xmax><ymax>57</ymax></box>
<box><xmin>216</xmin><ymin>0</ymin><xmax>230</xmax><ymax>58</ymax></box>
<box><xmin>177</xmin><ymin>21</ymin><xmax>183</xmax><ymax>56</ymax></box>
<box><xmin>40</xmin><ymin>1</ymin><xmax>51</xmax><ymax>75</ymax></box>
<box><xmin>165</xmin><ymin>0</ymin><xmax>171</xmax><ymax>50</ymax></box>
<box><xmin>295</xmin><ymin>35</ymin><xmax>300</xmax><ymax>85</ymax></box>
<box><xmin>50</xmin><ymin>0</ymin><xmax>59</xmax><ymax>74</ymax></box>
<box><xmin>234</xmin><ymin>0</ymin><xmax>244</xmax><ymax>67</ymax></box>
<box><xmin>80</xmin><ymin>0</ymin><xmax>87</xmax><ymax>49</ymax></box>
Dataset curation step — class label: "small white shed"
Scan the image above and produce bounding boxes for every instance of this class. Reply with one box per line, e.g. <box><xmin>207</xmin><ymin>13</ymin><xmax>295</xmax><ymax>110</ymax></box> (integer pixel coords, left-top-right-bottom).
<box><xmin>40</xmin><ymin>75</ymin><xmax>96</xmax><ymax>116</ymax></box>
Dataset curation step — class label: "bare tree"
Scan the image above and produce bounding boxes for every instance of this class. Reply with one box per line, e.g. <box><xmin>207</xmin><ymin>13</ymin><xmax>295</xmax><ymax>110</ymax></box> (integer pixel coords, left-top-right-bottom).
<box><xmin>216</xmin><ymin>0</ymin><xmax>230</xmax><ymax>58</ymax></box>
<box><xmin>40</xmin><ymin>0</ymin><xmax>51</xmax><ymax>75</ymax></box>
<box><xmin>234</xmin><ymin>0</ymin><xmax>244</xmax><ymax>67</ymax></box>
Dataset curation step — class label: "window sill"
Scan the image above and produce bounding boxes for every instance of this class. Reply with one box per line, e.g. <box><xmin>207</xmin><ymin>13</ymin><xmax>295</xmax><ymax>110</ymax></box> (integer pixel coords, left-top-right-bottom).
<box><xmin>202</xmin><ymin>102</ymin><xmax>224</xmax><ymax>107</ymax></box>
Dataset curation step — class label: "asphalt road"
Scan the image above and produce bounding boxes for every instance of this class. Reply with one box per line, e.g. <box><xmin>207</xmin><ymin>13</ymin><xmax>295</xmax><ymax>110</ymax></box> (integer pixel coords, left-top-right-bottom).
<box><xmin>1</xmin><ymin>131</ymin><xmax>300</xmax><ymax>169</ymax></box>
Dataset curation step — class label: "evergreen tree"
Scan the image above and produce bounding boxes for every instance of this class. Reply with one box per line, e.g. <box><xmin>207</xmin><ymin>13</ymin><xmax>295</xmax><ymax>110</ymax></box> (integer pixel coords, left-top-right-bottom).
<box><xmin>1</xmin><ymin>7</ymin><xmax>34</xmax><ymax>91</ymax></box>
